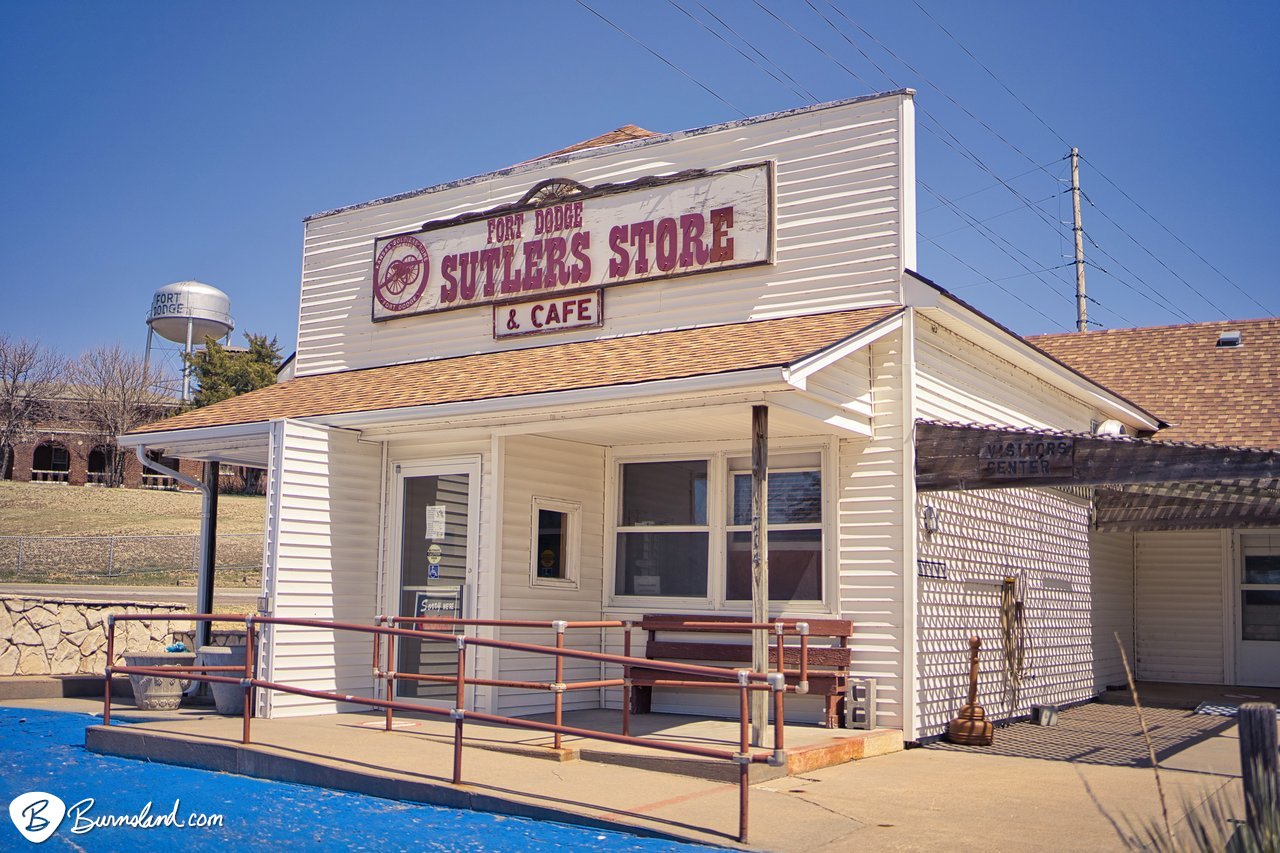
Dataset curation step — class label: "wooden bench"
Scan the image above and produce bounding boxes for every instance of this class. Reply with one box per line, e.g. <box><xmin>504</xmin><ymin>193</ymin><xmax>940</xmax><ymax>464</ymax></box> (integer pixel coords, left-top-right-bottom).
<box><xmin>628</xmin><ymin>613</ymin><xmax>867</xmax><ymax>729</ymax></box>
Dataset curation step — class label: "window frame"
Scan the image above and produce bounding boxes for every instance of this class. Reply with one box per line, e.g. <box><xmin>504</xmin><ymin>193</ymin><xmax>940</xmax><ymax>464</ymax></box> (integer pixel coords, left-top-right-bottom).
<box><xmin>605</xmin><ymin>439</ymin><xmax>836</xmax><ymax>613</ymax></box>
<box><xmin>529</xmin><ymin>495</ymin><xmax>581</xmax><ymax>590</ymax></box>
<box><xmin>723</xmin><ymin>464</ymin><xmax>825</xmax><ymax>605</ymax></box>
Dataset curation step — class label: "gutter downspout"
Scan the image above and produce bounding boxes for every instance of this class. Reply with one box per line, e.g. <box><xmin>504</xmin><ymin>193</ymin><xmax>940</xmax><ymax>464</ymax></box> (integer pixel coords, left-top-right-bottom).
<box><xmin>135</xmin><ymin>446</ymin><xmax>216</xmax><ymax>649</ymax></box>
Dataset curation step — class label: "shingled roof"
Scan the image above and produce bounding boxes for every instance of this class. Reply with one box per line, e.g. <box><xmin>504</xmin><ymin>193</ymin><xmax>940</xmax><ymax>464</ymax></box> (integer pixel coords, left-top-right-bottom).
<box><xmin>128</xmin><ymin>306</ymin><xmax>903</xmax><ymax>435</ymax></box>
<box><xmin>1030</xmin><ymin>317</ymin><xmax>1280</xmax><ymax>450</ymax></box>
<box><xmin>523</xmin><ymin>124</ymin><xmax>659</xmax><ymax>163</ymax></box>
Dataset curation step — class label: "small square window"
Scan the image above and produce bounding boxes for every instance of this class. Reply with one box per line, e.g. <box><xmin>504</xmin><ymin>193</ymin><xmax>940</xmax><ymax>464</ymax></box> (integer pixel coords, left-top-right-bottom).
<box><xmin>531</xmin><ymin>497</ymin><xmax>579</xmax><ymax>588</ymax></box>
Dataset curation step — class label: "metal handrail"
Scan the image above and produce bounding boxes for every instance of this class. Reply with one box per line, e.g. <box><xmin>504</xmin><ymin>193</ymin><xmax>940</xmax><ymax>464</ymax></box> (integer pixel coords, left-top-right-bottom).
<box><xmin>102</xmin><ymin>612</ymin><xmax>790</xmax><ymax>843</ymax></box>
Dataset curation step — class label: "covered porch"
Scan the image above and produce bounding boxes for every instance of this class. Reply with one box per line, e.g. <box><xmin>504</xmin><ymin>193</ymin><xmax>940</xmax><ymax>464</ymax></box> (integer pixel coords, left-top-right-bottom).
<box><xmin>913</xmin><ymin>419</ymin><xmax>1280</xmax><ymax>732</ymax></box>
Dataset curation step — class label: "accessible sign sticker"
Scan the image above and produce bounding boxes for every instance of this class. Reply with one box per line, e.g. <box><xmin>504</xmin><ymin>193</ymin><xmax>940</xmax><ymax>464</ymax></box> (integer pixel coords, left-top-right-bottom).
<box><xmin>371</xmin><ymin>162</ymin><xmax>773</xmax><ymax>322</ymax></box>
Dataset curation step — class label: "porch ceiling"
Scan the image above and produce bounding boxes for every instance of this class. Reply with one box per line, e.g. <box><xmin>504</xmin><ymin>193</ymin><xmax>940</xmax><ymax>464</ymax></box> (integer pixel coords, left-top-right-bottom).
<box><xmin>915</xmin><ymin>419</ymin><xmax>1280</xmax><ymax>532</ymax></box>
<box><xmin>522</xmin><ymin>398</ymin><xmax>844</xmax><ymax>446</ymax></box>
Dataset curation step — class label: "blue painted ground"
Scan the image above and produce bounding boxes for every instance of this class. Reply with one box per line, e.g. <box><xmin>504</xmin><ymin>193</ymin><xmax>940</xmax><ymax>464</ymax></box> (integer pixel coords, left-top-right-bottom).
<box><xmin>0</xmin><ymin>708</ymin><xmax>716</xmax><ymax>851</ymax></box>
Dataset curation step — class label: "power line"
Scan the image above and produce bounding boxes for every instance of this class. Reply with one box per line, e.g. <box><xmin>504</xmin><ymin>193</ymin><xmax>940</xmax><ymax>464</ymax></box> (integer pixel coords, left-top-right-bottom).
<box><xmin>909</xmin><ymin>1</ymin><xmax>1273</xmax><ymax>319</ymax></box>
<box><xmin>920</xmin><ymin>162</ymin><xmax>1063</xmax><ymax>213</ymax></box>
<box><xmin>909</xmin><ymin>0</ymin><xmax>1069</xmax><ymax>148</ymax></box>
<box><xmin>573</xmin><ymin>0</ymin><xmax>745</xmax><ymax>118</ymax></box>
<box><xmin>1080</xmin><ymin>188</ymin><xmax>1231</xmax><ymax>320</ymax></box>
<box><xmin>665</xmin><ymin>0</ymin><xmax>811</xmax><ymax>103</ymax></box>
<box><xmin>690</xmin><ymin>0</ymin><xmax>819</xmax><ymax>103</ymax></box>
<box><xmin>750</xmin><ymin>0</ymin><xmax>880</xmax><ymax>93</ymax></box>
<box><xmin>925</xmin><ymin>193</ymin><xmax>1059</xmax><ymax>240</ymax></box>
<box><xmin>1082</xmin><ymin>156</ymin><xmax>1275</xmax><ymax>317</ymax></box>
<box><xmin>919</xmin><ymin>231</ymin><xmax>1061</xmax><ymax>326</ymax></box>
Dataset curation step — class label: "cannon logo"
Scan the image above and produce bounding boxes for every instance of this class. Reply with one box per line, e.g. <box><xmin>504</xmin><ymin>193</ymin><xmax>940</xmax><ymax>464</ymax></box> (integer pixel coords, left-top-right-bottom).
<box><xmin>9</xmin><ymin>792</ymin><xmax>65</xmax><ymax>844</ymax></box>
<box><xmin>374</xmin><ymin>235</ymin><xmax>430</xmax><ymax>313</ymax></box>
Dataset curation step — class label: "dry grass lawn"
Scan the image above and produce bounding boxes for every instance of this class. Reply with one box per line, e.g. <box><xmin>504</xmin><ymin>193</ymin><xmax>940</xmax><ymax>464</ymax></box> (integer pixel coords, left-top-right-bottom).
<box><xmin>0</xmin><ymin>480</ymin><xmax>265</xmax><ymax>536</ymax></box>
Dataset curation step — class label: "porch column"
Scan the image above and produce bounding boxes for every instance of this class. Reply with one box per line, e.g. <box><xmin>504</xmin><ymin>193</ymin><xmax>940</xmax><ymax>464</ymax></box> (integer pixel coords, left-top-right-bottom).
<box><xmin>751</xmin><ymin>404</ymin><xmax>769</xmax><ymax>746</ymax></box>
<box><xmin>195</xmin><ymin>460</ymin><xmax>219</xmax><ymax>647</ymax></box>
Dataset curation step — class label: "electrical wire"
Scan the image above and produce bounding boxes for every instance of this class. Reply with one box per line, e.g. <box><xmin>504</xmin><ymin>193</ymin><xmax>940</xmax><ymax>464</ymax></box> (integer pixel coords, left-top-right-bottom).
<box><xmin>1083</xmin><ymin>156</ymin><xmax>1274</xmax><ymax>315</ymax></box>
<box><xmin>573</xmin><ymin>0</ymin><xmax>745</xmax><ymax>117</ymax></box>
<box><xmin>910</xmin><ymin>0</ymin><xmax>1273</xmax><ymax>318</ymax></box>
<box><xmin>665</xmin><ymin>0</ymin><xmax>812</xmax><ymax>103</ymax></box>
<box><xmin>691</xmin><ymin>0</ymin><xmax>819</xmax><ymax>103</ymax></box>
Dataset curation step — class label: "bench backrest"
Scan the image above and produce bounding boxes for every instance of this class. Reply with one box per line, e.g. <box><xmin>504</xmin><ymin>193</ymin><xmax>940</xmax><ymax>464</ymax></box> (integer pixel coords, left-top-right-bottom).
<box><xmin>638</xmin><ymin>613</ymin><xmax>853</xmax><ymax>638</ymax></box>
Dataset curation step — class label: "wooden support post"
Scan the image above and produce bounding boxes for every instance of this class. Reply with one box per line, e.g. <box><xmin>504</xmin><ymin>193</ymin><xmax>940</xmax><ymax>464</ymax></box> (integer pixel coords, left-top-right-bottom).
<box><xmin>751</xmin><ymin>404</ymin><xmax>769</xmax><ymax>747</ymax></box>
<box><xmin>1071</xmin><ymin>147</ymin><xmax>1088</xmax><ymax>333</ymax></box>
<box><xmin>1238</xmin><ymin>702</ymin><xmax>1279</xmax><ymax>840</ymax></box>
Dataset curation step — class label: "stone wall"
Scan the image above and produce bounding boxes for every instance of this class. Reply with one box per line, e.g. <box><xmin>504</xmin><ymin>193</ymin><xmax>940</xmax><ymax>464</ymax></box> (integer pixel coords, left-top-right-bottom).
<box><xmin>0</xmin><ymin>594</ymin><xmax>242</xmax><ymax>677</ymax></box>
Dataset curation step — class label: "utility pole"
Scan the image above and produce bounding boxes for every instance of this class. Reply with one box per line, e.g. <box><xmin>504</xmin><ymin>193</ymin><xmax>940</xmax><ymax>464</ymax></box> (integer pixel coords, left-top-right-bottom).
<box><xmin>1071</xmin><ymin>147</ymin><xmax>1088</xmax><ymax>333</ymax></box>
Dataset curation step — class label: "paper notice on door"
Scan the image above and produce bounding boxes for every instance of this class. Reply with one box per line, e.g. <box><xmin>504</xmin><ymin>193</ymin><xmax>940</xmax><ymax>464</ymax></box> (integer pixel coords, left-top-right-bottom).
<box><xmin>424</xmin><ymin>505</ymin><xmax>447</xmax><ymax>540</ymax></box>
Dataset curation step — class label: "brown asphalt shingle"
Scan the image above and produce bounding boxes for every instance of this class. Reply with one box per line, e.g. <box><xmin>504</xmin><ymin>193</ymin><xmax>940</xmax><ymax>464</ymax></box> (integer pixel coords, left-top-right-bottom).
<box><xmin>1031</xmin><ymin>317</ymin><xmax>1280</xmax><ymax>450</ymax></box>
<box><xmin>524</xmin><ymin>124</ymin><xmax>659</xmax><ymax>162</ymax></box>
<box><xmin>130</xmin><ymin>307</ymin><xmax>903</xmax><ymax>435</ymax></box>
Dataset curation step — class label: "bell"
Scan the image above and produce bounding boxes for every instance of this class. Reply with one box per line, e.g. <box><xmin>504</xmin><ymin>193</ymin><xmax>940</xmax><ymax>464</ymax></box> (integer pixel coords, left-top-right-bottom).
<box><xmin>947</xmin><ymin>635</ymin><xmax>994</xmax><ymax>746</ymax></box>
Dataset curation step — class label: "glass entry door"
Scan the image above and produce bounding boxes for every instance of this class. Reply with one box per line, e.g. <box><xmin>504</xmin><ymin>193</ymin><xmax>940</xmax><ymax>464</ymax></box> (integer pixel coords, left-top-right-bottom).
<box><xmin>390</xmin><ymin>460</ymin><xmax>477</xmax><ymax>702</ymax></box>
<box><xmin>1237</xmin><ymin>533</ymin><xmax>1280</xmax><ymax>687</ymax></box>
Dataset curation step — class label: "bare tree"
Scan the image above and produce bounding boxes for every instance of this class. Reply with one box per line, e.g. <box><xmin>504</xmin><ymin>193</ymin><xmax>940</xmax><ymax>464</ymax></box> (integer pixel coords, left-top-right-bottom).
<box><xmin>0</xmin><ymin>335</ymin><xmax>68</xmax><ymax>479</ymax></box>
<box><xmin>73</xmin><ymin>345</ymin><xmax>170</xmax><ymax>487</ymax></box>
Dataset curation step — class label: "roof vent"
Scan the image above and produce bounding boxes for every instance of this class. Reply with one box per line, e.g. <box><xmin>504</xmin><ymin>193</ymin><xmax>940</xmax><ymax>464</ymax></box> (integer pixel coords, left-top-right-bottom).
<box><xmin>1216</xmin><ymin>331</ymin><xmax>1243</xmax><ymax>348</ymax></box>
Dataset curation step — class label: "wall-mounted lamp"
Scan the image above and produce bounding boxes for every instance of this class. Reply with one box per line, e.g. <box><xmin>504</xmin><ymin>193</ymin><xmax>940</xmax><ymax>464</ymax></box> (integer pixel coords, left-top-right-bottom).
<box><xmin>922</xmin><ymin>504</ymin><xmax>941</xmax><ymax>536</ymax></box>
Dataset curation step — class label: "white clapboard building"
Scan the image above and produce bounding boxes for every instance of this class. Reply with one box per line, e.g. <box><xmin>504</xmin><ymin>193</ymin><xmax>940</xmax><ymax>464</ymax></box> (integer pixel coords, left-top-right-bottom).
<box><xmin>121</xmin><ymin>90</ymin><xmax>1280</xmax><ymax>741</ymax></box>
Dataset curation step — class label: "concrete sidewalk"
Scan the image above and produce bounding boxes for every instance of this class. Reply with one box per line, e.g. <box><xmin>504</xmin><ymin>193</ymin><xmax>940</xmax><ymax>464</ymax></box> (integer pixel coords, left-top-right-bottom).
<box><xmin>4</xmin><ymin>696</ymin><xmax>1251</xmax><ymax>852</ymax></box>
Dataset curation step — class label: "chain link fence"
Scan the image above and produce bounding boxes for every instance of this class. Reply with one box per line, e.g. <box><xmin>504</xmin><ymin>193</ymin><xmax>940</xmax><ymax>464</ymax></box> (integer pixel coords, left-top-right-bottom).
<box><xmin>0</xmin><ymin>533</ymin><xmax>263</xmax><ymax>586</ymax></box>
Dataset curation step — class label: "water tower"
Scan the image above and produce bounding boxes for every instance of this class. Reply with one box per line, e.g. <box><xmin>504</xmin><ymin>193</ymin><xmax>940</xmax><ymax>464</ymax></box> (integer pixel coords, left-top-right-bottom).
<box><xmin>143</xmin><ymin>281</ymin><xmax>235</xmax><ymax>401</ymax></box>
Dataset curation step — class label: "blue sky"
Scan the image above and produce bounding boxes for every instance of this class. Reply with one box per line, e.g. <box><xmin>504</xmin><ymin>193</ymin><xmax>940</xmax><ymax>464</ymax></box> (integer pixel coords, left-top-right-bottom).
<box><xmin>1</xmin><ymin>1</ymin><xmax>1276</xmax><ymax>359</ymax></box>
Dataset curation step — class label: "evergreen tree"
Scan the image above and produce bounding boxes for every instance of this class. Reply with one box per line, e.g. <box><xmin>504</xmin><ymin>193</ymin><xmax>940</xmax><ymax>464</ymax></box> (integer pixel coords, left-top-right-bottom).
<box><xmin>185</xmin><ymin>333</ymin><xmax>282</xmax><ymax>408</ymax></box>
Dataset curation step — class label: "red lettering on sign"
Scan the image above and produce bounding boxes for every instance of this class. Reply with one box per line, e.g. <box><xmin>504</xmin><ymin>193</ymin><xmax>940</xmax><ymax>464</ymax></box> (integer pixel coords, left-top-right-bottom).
<box><xmin>710</xmin><ymin>206</ymin><xmax>734</xmax><ymax>262</ymax></box>
<box><xmin>459</xmin><ymin>252</ymin><xmax>479</xmax><ymax>301</ymax></box>
<box><xmin>531</xmin><ymin>304</ymin><xmax>545</xmax><ymax>328</ymax></box>
<box><xmin>479</xmin><ymin>247</ymin><xmax>500</xmax><ymax>298</ymax></box>
<box><xmin>630</xmin><ymin>220</ymin><xmax>655</xmax><ymax>274</ymax></box>
<box><xmin>521</xmin><ymin>240</ymin><xmax>544</xmax><ymax>291</ymax></box>
<box><xmin>544</xmin><ymin>236</ymin><xmax>567</xmax><ymax>288</ymax></box>
<box><xmin>679</xmin><ymin>213</ymin><xmax>709</xmax><ymax>267</ymax></box>
<box><xmin>501</xmin><ymin>245</ymin><xmax>520</xmax><ymax>294</ymax></box>
<box><xmin>570</xmin><ymin>231</ymin><xmax>591</xmax><ymax>283</ymax></box>
<box><xmin>440</xmin><ymin>255</ymin><xmax>458</xmax><ymax>303</ymax></box>
<box><xmin>655</xmin><ymin>217</ymin><xmax>677</xmax><ymax>272</ymax></box>
<box><xmin>608</xmin><ymin>226</ymin><xmax>630</xmax><ymax>278</ymax></box>
<box><xmin>577</xmin><ymin>297</ymin><xmax>593</xmax><ymax>323</ymax></box>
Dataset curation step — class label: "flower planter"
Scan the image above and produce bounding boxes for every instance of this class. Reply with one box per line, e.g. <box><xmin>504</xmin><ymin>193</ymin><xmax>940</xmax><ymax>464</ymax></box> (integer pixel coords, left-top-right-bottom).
<box><xmin>197</xmin><ymin>645</ymin><xmax>247</xmax><ymax>715</ymax></box>
<box><xmin>123</xmin><ymin>652</ymin><xmax>196</xmax><ymax>710</ymax></box>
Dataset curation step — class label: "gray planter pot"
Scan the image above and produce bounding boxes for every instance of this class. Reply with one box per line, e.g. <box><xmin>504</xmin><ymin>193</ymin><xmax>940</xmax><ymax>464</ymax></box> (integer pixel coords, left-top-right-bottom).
<box><xmin>123</xmin><ymin>652</ymin><xmax>196</xmax><ymax>710</ymax></box>
<box><xmin>197</xmin><ymin>645</ymin><xmax>247</xmax><ymax>715</ymax></box>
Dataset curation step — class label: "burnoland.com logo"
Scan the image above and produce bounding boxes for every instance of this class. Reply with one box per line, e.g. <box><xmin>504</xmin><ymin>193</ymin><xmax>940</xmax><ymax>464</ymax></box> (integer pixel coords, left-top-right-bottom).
<box><xmin>9</xmin><ymin>791</ymin><xmax>223</xmax><ymax>843</ymax></box>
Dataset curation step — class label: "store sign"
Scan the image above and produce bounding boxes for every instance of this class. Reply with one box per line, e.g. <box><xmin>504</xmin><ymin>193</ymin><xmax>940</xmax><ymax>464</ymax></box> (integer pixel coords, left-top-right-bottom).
<box><xmin>494</xmin><ymin>290</ymin><xmax>603</xmax><ymax>339</ymax></box>
<box><xmin>978</xmin><ymin>438</ymin><xmax>1075</xmax><ymax>480</ymax></box>
<box><xmin>413</xmin><ymin>588</ymin><xmax>464</xmax><ymax>624</ymax></box>
<box><xmin>371</xmin><ymin>162</ymin><xmax>773</xmax><ymax>322</ymax></box>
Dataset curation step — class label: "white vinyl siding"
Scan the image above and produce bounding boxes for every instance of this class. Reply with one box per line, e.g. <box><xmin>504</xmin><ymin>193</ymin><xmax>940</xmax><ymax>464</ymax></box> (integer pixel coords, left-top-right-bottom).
<box><xmin>914</xmin><ymin>320</ymin><xmax>1097</xmax><ymax>431</ymax></box>
<box><xmin>1134</xmin><ymin>530</ymin><xmax>1227</xmax><ymax>683</ymax></box>
<box><xmin>834</xmin><ymin>330</ymin><xmax>910</xmax><ymax>732</ymax></box>
<box><xmin>265</xmin><ymin>421</ymin><xmax>381</xmax><ymax>717</ymax></box>
<box><xmin>915</xmin><ymin>488</ymin><xmax>1133</xmax><ymax>737</ymax></box>
<box><xmin>496</xmin><ymin>435</ymin><xmax>606</xmax><ymax>717</ymax></box>
<box><xmin>295</xmin><ymin>94</ymin><xmax>912</xmax><ymax>376</ymax></box>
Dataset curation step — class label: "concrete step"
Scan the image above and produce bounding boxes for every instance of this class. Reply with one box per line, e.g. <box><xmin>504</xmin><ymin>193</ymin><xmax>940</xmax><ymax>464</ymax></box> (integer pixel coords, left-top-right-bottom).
<box><xmin>0</xmin><ymin>674</ymin><xmax>132</xmax><ymax>701</ymax></box>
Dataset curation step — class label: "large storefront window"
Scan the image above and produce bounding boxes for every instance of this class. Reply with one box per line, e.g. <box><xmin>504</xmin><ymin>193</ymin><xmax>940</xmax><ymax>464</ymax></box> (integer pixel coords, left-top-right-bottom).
<box><xmin>615</xmin><ymin>461</ymin><xmax>709</xmax><ymax>597</ymax></box>
<box><xmin>613</xmin><ymin>451</ymin><xmax>825</xmax><ymax>605</ymax></box>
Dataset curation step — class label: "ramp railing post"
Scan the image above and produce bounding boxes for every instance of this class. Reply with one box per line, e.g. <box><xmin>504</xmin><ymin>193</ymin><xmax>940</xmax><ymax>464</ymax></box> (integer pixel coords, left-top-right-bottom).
<box><xmin>242</xmin><ymin>617</ymin><xmax>255</xmax><ymax>745</ymax></box>
<box><xmin>385</xmin><ymin>628</ymin><xmax>397</xmax><ymax>731</ymax></box>
<box><xmin>103</xmin><ymin>615</ymin><xmax>115</xmax><ymax>726</ymax></box>
<box><xmin>553</xmin><ymin>620</ymin><xmax>566</xmax><ymax>750</ymax></box>
<box><xmin>622</xmin><ymin>622</ymin><xmax>632</xmax><ymax>737</ymax></box>
<box><xmin>453</xmin><ymin>635</ymin><xmax>467</xmax><ymax>785</ymax></box>
<box><xmin>737</xmin><ymin>671</ymin><xmax>751</xmax><ymax>844</ymax></box>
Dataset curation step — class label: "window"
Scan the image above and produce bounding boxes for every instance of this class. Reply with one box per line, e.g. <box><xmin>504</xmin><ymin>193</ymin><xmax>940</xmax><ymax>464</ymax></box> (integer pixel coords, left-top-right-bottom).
<box><xmin>530</xmin><ymin>497</ymin><xmax>580</xmax><ymax>588</ymax></box>
<box><xmin>612</xmin><ymin>449</ymin><xmax>826</xmax><ymax>606</ymax></box>
<box><xmin>615</xmin><ymin>461</ymin><xmax>708</xmax><ymax>598</ymax></box>
<box><xmin>725</xmin><ymin>469</ymin><xmax>823</xmax><ymax>601</ymax></box>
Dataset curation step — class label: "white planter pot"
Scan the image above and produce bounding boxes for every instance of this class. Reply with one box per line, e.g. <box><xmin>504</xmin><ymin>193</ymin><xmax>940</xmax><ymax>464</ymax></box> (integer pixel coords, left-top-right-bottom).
<box><xmin>123</xmin><ymin>652</ymin><xmax>196</xmax><ymax>710</ymax></box>
<box><xmin>197</xmin><ymin>645</ymin><xmax>247</xmax><ymax>715</ymax></box>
